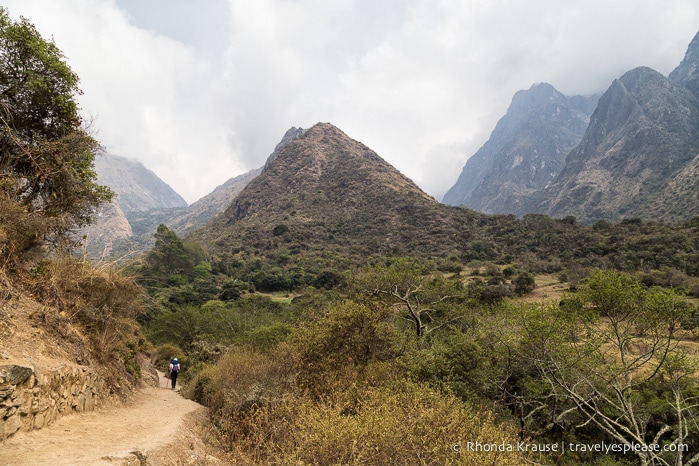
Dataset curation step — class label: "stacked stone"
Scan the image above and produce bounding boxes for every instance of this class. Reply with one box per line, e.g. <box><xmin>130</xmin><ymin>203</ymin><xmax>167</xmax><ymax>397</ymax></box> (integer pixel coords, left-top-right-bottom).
<box><xmin>0</xmin><ymin>364</ymin><xmax>107</xmax><ymax>440</ymax></box>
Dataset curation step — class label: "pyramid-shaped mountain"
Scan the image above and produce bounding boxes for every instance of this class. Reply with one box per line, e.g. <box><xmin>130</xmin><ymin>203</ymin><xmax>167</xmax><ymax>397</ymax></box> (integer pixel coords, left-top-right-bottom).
<box><xmin>193</xmin><ymin>123</ymin><xmax>469</xmax><ymax>264</ymax></box>
<box><xmin>442</xmin><ymin>83</ymin><xmax>598</xmax><ymax>215</ymax></box>
<box><xmin>540</xmin><ymin>62</ymin><xmax>699</xmax><ymax>222</ymax></box>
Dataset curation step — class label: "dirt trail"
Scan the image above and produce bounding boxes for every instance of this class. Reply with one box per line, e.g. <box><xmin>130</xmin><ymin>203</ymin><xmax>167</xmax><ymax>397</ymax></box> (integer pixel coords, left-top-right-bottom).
<box><xmin>0</xmin><ymin>372</ymin><xmax>219</xmax><ymax>466</ymax></box>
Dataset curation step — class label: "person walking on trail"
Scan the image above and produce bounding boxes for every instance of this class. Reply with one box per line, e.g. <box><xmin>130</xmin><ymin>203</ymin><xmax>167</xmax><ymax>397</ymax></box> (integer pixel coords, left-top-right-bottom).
<box><xmin>168</xmin><ymin>358</ymin><xmax>180</xmax><ymax>390</ymax></box>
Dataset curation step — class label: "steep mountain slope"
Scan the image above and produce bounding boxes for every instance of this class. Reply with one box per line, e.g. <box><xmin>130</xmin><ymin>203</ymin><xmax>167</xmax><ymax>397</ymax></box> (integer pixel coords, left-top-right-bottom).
<box><xmin>539</xmin><ymin>66</ymin><xmax>699</xmax><ymax>222</ymax></box>
<box><xmin>161</xmin><ymin>168</ymin><xmax>262</xmax><ymax>236</ymax></box>
<box><xmin>82</xmin><ymin>202</ymin><xmax>133</xmax><ymax>258</ymax></box>
<box><xmin>442</xmin><ymin>83</ymin><xmax>597</xmax><ymax>215</ymax></box>
<box><xmin>83</xmin><ymin>154</ymin><xmax>187</xmax><ymax>258</ymax></box>
<box><xmin>93</xmin><ymin>154</ymin><xmax>187</xmax><ymax>216</ymax></box>
<box><xmin>160</xmin><ymin>127</ymin><xmax>306</xmax><ymax>235</ymax></box>
<box><xmin>538</xmin><ymin>31</ymin><xmax>699</xmax><ymax>223</ymax></box>
<box><xmin>194</xmin><ymin>123</ymin><xmax>470</xmax><ymax>265</ymax></box>
<box><xmin>669</xmin><ymin>31</ymin><xmax>699</xmax><ymax>99</ymax></box>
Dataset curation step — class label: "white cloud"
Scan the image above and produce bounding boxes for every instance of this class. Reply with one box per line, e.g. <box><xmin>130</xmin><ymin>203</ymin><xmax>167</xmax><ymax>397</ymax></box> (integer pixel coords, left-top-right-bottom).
<box><xmin>2</xmin><ymin>0</ymin><xmax>241</xmax><ymax>203</ymax></box>
<box><xmin>2</xmin><ymin>0</ymin><xmax>699</xmax><ymax>203</ymax></box>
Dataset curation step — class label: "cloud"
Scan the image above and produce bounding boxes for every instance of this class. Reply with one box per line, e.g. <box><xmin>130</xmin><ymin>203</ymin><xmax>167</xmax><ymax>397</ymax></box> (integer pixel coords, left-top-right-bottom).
<box><xmin>3</xmin><ymin>0</ymin><xmax>699</xmax><ymax>203</ymax></box>
<box><xmin>2</xmin><ymin>0</ymin><xmax>241</xmax><ymax>203</ymax></box>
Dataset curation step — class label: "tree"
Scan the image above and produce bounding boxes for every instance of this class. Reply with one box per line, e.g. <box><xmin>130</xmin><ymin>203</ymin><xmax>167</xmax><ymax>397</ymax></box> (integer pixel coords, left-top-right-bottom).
<box><xmin>350</xmin><ymin>259</ymin><xmax>466</xmax><ymax>339</ymax></box>
<box><xmin>289</xmin><ymin>300</ymin><xmax>405</xmax><ymax>395</ymax></box>
<box><xmin>512</xmin><ymin>271</ymin><xmax>535</xmax><ymax>295</ymax></box>
<box><xmin>143</xmin><ymin>224</ymin><xmax>196</xmax><ymax>282</ymax></box>
<box><xmin>0</xmin><ymin>7</ymin><xmax>111</xmax><ymax>259</ymax></box>
<box><xmin>521</xmin><ymin>271</ymin><xmax>698</xmax><ymax>465</ymax></box>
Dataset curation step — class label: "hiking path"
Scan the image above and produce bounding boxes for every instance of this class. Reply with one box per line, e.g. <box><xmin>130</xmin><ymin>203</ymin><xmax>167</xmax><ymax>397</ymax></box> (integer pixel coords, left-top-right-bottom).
<box><xmin>0</xmin><ymin>371</ymin><xmax>224</xmax><ymax>465</ymax></box>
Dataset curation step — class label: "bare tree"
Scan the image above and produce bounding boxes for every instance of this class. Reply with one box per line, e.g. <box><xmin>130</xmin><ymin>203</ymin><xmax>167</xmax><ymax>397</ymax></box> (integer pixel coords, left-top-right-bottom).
<box><xmin>520</xmin><ymin>271</ymin><xmax>698</xmax><ymax>466</ymax></box>
<box><xmin>349</xmin><ymin>259</ymin><xmax>466</xmax><ymax>339</ymax></box>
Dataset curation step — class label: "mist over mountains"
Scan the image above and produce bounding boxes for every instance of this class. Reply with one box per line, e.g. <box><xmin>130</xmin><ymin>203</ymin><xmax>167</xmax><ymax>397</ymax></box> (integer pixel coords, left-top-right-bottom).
<box><xmin>86</xmin><ymin>30</ymin><xmax>699</xmax><ymax>260</ymax></box>
<box><xmin>442</xmin><ymin>83</ymin><xmax>599</xmax><ymax>215</ymax></box>
<box><xmin>446</xmin><ymin>30</ymin><xmax>699</xmax><ymax>224</ymax></box>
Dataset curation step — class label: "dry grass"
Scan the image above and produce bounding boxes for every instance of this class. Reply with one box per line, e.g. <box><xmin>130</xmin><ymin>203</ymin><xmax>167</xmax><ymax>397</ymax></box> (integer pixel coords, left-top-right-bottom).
<box><xmin>23</xmin><ymin>256</ymin><xmax>147</xmax><ymax>379</ymax></box>
<box><xmin>518</xmin><ymin>274</ymin><xmax>567</xmax><ymax>304</ymax></box>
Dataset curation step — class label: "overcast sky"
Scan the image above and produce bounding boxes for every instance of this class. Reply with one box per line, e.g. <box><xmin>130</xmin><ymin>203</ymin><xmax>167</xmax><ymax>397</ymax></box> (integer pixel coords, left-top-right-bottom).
<box><xmin>3</xmin><ymin>1</ymin><xmax>699</xmax><ymax>203</ymax></box>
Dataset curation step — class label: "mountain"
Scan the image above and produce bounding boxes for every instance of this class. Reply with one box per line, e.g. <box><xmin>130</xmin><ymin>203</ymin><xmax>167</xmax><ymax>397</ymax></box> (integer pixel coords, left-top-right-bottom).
<box><xmin>539</xmin><ymin>54</ymin><xmax>699</xmax><ymax>222</ymax></box>
<box><xmin>444</xmin><ymin>31</ymin><xmax>699</xmax><ymax>224</ymax></box>
<box><xmin>161</xmin><ymin>127</ymin><xmax>306</xmax><ymax>235</ymax></box>
<box><xmin>83</xmin><ymin>128</ymin><xmax>309</xmax><ymax>259</ymax></box>
<box><xmin>93</xmin><ymin>154</ymin><xmax>187</xmax><ymax>216</ymax></box>
<box><xmin>160</xmin><ymin>168</ymin><xmax>262</xmax><ymax>236</ymax></box>
<box><xmin>442</xmin><ymin>83</ymin><xmax>598</xmax><ymax>215</ymax></box>
<box><xmin>193</xmin><ymin>123</ymin><xmax>471</xmax><ymax>266</ymax></box>
<box><xmin>83</xmin><ymin>154</ymin><xmax>187</xmax><ymax>259</ymax></box>
<box><xmin>97</xmin><ymin>169</ymin><xmax>261</xmax><ymax>260</ymax></box>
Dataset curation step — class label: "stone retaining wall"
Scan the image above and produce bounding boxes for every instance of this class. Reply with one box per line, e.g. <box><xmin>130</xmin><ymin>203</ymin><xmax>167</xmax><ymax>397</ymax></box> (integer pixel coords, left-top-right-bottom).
<box><xmin>0</xmin><ymin>363</ymin><xmax>110</xmax><ymax>440</ymax></box>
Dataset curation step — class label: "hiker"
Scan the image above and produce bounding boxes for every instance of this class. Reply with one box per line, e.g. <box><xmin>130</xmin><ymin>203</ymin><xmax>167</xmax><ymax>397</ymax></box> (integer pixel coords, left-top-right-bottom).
<box><xmin>168</xmin><ymin>358</ymin><xmax>180</xmax><ymax>390</ymax></box>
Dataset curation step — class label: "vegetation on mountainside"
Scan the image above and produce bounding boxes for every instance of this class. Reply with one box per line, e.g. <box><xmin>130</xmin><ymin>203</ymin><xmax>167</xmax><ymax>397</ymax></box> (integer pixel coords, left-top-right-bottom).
<box><xmin>164</xmin><ymin>211</ymin><xmax>699</xmax><ymax>301</ymax></box>
<box><xmin>0</xmin><ymin>8</ymin><xmax>144</xmax><ymax>387</ymax></box>
<box><xmin>138</xmin><ymin>223</ymin><xmax>699</xmax><ymax>464</ymax></box>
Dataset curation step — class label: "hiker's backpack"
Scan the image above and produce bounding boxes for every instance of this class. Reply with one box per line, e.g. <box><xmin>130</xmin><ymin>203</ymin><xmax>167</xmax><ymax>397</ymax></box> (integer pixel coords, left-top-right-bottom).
<box><xmin>171</xmin><ymin>361</ymin><xmax>180</xmax><ymax>373</ymax></box>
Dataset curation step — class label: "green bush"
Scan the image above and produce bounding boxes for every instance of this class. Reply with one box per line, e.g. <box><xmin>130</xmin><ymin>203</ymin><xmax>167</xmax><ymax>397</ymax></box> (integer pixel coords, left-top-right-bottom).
<box><xmin>151</xmin><ymin>343</ymin><xmax>184</xmax><ymax>372</ymax></box>
<box><xmin>289</xmin><ymin>300</ymin><xmax>405</xmax><ymax>395</ymax></box>
<box><xmin>512</xmin><ymin>272</ymin><xmax>536</xmax><ymax>295</ymax></box>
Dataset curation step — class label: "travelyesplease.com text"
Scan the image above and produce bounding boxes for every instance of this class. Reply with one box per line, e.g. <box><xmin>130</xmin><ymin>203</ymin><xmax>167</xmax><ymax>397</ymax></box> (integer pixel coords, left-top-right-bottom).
<box><xmin>452</xmin><ymin>441</ymin><xmax>689</xmax><ymax>455</ymax></box>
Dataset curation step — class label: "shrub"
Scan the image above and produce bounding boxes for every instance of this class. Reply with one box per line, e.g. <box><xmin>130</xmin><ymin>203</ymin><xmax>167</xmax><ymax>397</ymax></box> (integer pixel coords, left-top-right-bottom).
<box><xmin>289</xmin><ymin>300</ymin><xmax>405</xmax><ymax>395</ymax></box>
<box><xmin>151</xmin><ymin>343</ymin><xmax>184</xmax><ymax>371</ymax></box>
<box><xmin>189</xmin><ymin>346</ymin><xmax>296</xmax><ymax>451</ymax></box>
<box><xmin>241</xmin><ymin>380</ymin><xmax>531</xmax><ymax>465</ymax></box>
<box><xmin>0</xmin><ymin>185</ymin><xmax>48</xmax><ymax>269</ymax></box>
<box><xmin>244</xmin><ymin>322</ymin><xmax>293</xmax><ymax>351</ymax></box>
<box><xmin>272</xmin><ymin>224</ymin><xmax>289</xmax><ymax>236</ymax></box>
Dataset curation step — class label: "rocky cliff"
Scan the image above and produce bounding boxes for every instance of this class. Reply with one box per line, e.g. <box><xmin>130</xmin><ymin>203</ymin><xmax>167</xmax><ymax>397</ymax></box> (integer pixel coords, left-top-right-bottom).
<box><xmin>539</xmin><ymin>64</ymin><xmax>699</xmax><ymax>222</ymax></box>
<box><xmin>442</xmin><ymin>83</ymin><xmax>597</xmax><ymax>216</ymax></box>
<box><xmin>83</xmin><ymin>154</ymin><xmax>188</xmax><ymax>259</ymax></box>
